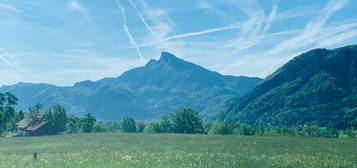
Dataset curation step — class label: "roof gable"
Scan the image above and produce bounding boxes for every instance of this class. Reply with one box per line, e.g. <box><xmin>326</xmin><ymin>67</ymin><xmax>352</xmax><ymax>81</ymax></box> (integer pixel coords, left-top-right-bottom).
<box><xmin>16</xmin><ymin>118</ymin><xmax>49</xmax><ymax>131</ymax></box>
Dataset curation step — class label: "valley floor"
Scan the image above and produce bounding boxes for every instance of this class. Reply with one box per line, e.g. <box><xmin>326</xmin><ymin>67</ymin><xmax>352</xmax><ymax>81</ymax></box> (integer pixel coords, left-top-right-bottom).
<box><xmin>0</xmin><ymin>133</ymin><xmax>356</xmax><ymax>168</ymax></box>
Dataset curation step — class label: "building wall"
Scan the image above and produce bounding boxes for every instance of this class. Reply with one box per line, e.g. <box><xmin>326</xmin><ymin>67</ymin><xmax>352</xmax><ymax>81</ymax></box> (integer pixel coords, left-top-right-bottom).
<box><xmin>17</xmin><ymin>128</ymin><xmax>29</xmax><ymax>136</ymax></box>
<box><xmin>18</xmin><ymin>123</ymin><xmax>57</xmax><ymax>136</ymax></box>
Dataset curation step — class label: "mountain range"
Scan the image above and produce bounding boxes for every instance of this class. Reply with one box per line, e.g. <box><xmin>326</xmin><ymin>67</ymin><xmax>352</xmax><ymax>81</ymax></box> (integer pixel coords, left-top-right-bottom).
<box><xmin>220</xmin><ymin>45</ymin><xmax>357</xmax><ymax>129</ymax></box>
<box><xmin>0</xmin><ymin>52</ymin><xmax>262</xmax><ymax>121</ymax></box>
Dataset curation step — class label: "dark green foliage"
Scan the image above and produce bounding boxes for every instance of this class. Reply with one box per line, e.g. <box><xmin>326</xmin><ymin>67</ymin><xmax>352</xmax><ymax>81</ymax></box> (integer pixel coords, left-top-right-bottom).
<box><xmin>92</xmin><ymin>121</ymin><xmax>107</xmax><ymax>133</ymax></box>
<box><xmin>158</xmin><ymin>115</ymin><xmax>172</xmax><ymax>133</ymax></box>
<box><xmin>43</xmin><ymin>110</ymin><xmax>53</xmax><ymax>123</ymax></box>
<box><xmin>65</xmin><ymin>115</ymin><xmax>80</xmax><ymax>134</ymax></box>
<box><xmin>122</xmin><ymin>117</ymin><xmax>137</xmax><ymax>133</ymax></box>
<box><xmin>239</xmin><ymin>124</ymin><xmax>255</xmax><ymax>135</ymax></box>
<box><xmin>203</xmin><ymin>123</ymin><xmax>212</xmax><ymax>134</ymax></box>
<box><xmin>144</xmin><ymin>115</ymin><xmax>173</xmax><ymax>133</ymax></box>
<box><xmin>144</xmin><ymin>122</ymin><xmax>161</xmax><ymax>133</ymax></box>
<box><xmin>208</xmin><ymin>122</ymin><xmax>234</xmax><ymax>135</ymax></box>
<box><xmin>221</xmin><ymin>45</ymin><xmax>357</xmax><ymax>129</ymax></box>
<box><xmin>0</xmin><ymin>92</ymin><xmax>18</xmax><ymax>133</ymax></box>
<box><xmin>79</xmin><ymin>113</ymin><xmax>96</xmax><ymax>133</ymax></box>
<box><xmin>18</xmin><ymin>111</ymin><xmax>24</xmax><ymax>120</ymax></box>
<box><xmin>44</xmin><ymin>105</ymin><xmax>67</xmax><ymax>133</ymax></box>
<box><xmin>318</xmin><ymin>127</ymin><xmax>339</xmax><ymax>138</ymax></box>
<box><xmin>52</xmin><ymin>105</ymin><xmax>67</xmax><ymax>132</ymax></box>
<box><xmin>170</xmin><ymin>108</ymin><xmax>203</xmax><ymax>134</ymax></box>
<box><xmin>143</xmin><ymin>108</ymin><xmax>203</xmax><ymax>134</ymax></box>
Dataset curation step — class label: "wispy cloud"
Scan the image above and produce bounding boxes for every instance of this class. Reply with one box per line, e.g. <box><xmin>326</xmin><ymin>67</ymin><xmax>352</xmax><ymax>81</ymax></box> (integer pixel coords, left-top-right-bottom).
<box><xmin>116</xmin><ymin>0</ymin><xmax>145</xmax><ymax>62</ymax></box>
<box><xmin>220</xmin><ymin>0</ymin><xmax>354</xmax><ymax>78</ymax></box>
<box><xmin>218</xmin><ymin>2</ymin><xmax>275</xmax><ymax>52</ymax></box>
<box><xmin>0</xmin><ymin>3</ymin><xmax>24</xmax><ymax>13</ymax></box>
<box><xmin>137</xmin><ymin>2</ymin><xmax>300</xmax><ymax>50</ymax></box>
<box><xmin>67</xmin><ymin>0</ymin><xmax>89</xmax><ymax>16</ymax></box>
<box><xmin>317</xmin><ymin>28</ymin><xmax>357</xmax><ymax>46</ymax></box>
<box><xmin>121</xmin><ymin>0</ymin><xmax>354</xmax><ymax>79</ymax></box>
<box><xmin>1</xmin><ymin>51</ymin><xmax>143</xmax><ymax>86</ymax></box>
<box><xmin>268</xmin><ymin>0</ymin><xmax>350</xmax><ymax>55</ymax></box>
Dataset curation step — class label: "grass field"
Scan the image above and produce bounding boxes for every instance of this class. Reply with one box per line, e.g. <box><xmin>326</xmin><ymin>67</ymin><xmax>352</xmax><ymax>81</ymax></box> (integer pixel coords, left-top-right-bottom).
<box><xmin>0</xmin><ymin>133</ymin><xmax>356</xmax><ymax>168</ymax></box>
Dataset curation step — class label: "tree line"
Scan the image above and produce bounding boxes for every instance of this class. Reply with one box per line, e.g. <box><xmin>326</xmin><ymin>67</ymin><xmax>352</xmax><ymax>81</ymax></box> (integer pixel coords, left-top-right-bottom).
<box><xmin>0</xmin><ymin>92</ymin><xmax>356</xmax><ymax>138</ymax></box>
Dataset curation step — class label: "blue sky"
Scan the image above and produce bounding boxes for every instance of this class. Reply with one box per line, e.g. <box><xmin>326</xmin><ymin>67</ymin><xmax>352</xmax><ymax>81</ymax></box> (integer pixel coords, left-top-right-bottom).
<box><xmin>0</xmin><ymin>0</ymin><xmax>356</xmax><ymax>86</ymax></box>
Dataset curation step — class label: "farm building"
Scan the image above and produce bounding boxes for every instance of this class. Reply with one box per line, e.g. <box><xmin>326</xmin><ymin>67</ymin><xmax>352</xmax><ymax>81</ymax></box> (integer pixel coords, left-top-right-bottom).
<box><xmin>16</xmin><ymin>118</ymin><xmax>56</xmax><ymax>136</ymax></box>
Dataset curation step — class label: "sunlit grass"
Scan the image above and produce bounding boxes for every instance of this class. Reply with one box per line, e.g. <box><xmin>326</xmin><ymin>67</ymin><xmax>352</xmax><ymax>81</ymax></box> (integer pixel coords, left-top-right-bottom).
<box><xmin>0</xmin><ymin>133</ymin><xmax>356</xmax><ymax>167</ymax></box>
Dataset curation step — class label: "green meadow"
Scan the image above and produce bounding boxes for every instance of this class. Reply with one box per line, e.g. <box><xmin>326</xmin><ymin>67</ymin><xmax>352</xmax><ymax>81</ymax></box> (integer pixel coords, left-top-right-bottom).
<box><xmin>0</xmin><ymin>133</ymin><xmax>356</xmax><ymax>168</ymax></box>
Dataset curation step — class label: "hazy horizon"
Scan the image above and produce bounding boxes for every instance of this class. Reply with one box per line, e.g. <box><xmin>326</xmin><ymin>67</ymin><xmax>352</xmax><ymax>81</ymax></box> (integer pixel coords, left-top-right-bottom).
<box><xmin>1</xmin><ymin>0</ymin><xmax>356</xmax><ymax>86</ymax></box>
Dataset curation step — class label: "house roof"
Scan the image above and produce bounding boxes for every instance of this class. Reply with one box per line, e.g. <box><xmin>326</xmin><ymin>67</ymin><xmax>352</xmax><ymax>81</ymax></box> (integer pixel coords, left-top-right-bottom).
<box><xmin>16</xmin><ymin>118</ymin><xmax>29</xmax><ymax>129</ymax></box>
<box><xmin>26</xmin><ymin>121</ymin><xmax>49</xmax><ymax>131</ymax></box>
<box><xmin>16</xmin><ymin>118</ymin><xmax>49</xmax><ymax>131</ymax></box>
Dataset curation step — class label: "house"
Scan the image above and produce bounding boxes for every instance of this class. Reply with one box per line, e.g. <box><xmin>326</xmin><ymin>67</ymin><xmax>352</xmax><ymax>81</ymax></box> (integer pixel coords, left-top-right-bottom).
<box><xmin>16</xmin><ymin>118</ymin><xmax>56</xmax><ymax>136</ymax></box>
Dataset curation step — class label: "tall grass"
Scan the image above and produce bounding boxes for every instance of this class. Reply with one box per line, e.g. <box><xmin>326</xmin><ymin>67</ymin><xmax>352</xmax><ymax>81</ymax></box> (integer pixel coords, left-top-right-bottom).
<box><xmin>0</xmin><ymin>133</ymin><xmax>356</xmax><ymax>168</ymax></box>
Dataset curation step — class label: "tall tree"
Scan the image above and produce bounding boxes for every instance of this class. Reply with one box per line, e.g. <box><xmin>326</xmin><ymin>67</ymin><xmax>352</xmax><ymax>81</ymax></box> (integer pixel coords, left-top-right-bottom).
<box><xmin>52</xmin><ymin>105</ymin><xmax>67</xmax><ymax>132</ymax></box>
<box><xmin>122</xmin><ymin>117</ymin><xmax>136</xmax><ymax>133</ymax></box>
<box><xmin>43</xmin><ymin>105</ymin><xmax>67</xmax><ymax>133</ymax></box>
<box><xmin>0</xmin><ymin>92</ymin><xmax>18</xmax><ymax>133</ymax></box>
<box><xmin>170</xmin><ymin>108</ymin><xmax>203</xmax><ymax>134</ymax></box>
<box><xmin>79</xmin><ymin>113</ymin><xmax>96</xmax><ymax>133</ymax></box>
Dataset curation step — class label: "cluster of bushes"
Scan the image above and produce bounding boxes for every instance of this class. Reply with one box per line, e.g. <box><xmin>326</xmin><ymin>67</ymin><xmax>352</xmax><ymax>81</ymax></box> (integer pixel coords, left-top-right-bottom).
<box><xmin>84</xmin><ymin>108</ymin><xmax>204</xmax><ymax>134</ymax></box>
<box><xmin>144</xmin><ymin>108</ymin><xmax>203</xmax><ymax>134</ymax></box>
<box><xmin>203</xmin><ymin>123</ymin><xmax>357</xmax><ymax>138</ymax></box>
<box><xmin>115</xmin><ymin>109</ymin><xmax>357</xmax><ymax>139</ymax></box>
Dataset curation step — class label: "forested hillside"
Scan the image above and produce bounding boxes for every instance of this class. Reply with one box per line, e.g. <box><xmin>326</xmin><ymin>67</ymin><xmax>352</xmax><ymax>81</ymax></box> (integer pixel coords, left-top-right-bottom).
<box><xmin>220</xmin><ymin>45</ymin><xmax>357</xmax><ymax>129</ymax></box>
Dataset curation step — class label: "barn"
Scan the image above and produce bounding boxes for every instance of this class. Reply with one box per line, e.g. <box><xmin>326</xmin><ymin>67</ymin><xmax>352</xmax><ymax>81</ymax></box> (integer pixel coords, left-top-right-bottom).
<box><xmin>16</xmin><ymin>118</ymin><xmax>56</xmax><ymax>136</ymax></box>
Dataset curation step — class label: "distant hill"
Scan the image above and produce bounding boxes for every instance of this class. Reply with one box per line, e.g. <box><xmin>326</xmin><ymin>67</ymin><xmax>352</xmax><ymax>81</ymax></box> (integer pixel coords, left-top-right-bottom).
<box><xmin>0</xmin><ymin>52</ymin><xmax>261</xmax><ymax>121</ymax></box>
<box><xmin>220</xmin><ymin>45</ymin><xmax>357</xmax><ymax>129</ymax></box>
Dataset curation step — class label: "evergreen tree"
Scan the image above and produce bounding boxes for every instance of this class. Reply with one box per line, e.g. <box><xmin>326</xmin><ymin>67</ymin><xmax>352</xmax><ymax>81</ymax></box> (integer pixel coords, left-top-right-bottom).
<box><xmin>79</xmin><ymin>113</ymin><xmax>96</xmax><ymax>133</ymax></box>
<box><xmin>122</xmin><ymin>117</ymin><xmax>136</xmax><ymax>133</ymax></box>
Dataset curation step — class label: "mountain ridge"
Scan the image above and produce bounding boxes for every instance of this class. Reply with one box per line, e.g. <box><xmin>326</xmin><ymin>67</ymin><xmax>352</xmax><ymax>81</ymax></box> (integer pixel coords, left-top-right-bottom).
<box><xmin>1</xmin><ymin>52</ymin><xmax>262</xmax><ymax>121</ymax></box>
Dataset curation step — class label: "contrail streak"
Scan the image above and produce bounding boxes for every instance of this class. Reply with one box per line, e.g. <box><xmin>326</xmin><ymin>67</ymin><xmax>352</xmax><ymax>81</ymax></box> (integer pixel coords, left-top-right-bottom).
<box><xmin>116</xmin><ymin>0</ymin><xmax>145</xmax><ymax>62</ymax></box>
<box><xmin>0</xmin><ymin>48</ymin><xmax>15</xmax><ymax>67</ymax></box>
<box><xmin>138</xmin><ymin>19</ymin><xmax>259</xmax><ymax>48</ymax></box>
<box><xmin>128</xmin><ymin>0</ymin><xmax>153</xmax><ymax>33</ymax></box>
<box><xmin>136</xmin><ymin>3</ymin><xmax>318</xmax><ymax>48</ymax></box>
<box><xmin>261</xmin><ymin>5</ymin><xmax>277</xmax><ymax>35</ymax></box>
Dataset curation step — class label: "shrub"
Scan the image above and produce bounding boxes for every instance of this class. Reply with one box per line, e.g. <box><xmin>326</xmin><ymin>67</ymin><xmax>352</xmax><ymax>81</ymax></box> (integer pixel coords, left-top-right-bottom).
<box><xmin>208</xmin><ymin>122</ymin><xmax>234</xmax><ymax>135</ymax></box>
